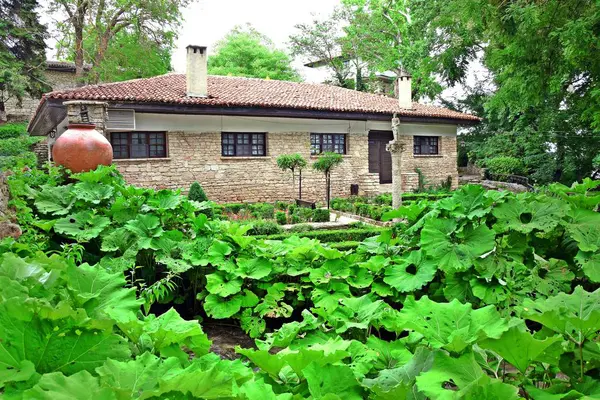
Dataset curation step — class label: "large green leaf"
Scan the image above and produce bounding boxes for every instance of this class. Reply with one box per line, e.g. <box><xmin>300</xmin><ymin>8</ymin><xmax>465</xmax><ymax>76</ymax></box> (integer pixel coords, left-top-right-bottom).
<box><xmin>124</xmin><ymin>214</ymin><xmax>165</xmax><ymax>250</ymax></box>
<box><xmin>204</xmin><ymin>293</ymin><xmax>243</xmax><ymax>319</ymax></box>
<box><xmin>205</xmin><ymin>272</ymin><xmax>243</xmax><ymax>297</ymax></box>
<box><xmin>236</xmin><ymin>257</ymin><xmax>273</xmax><ymax>280</ymax></box>
<box><xmin>399</xmin><ymin>296</ymin><xmax>508</xmax><ymax>353</ymax></box>
<box><xmin>493</xmin><ymin>197</ymin><xmax>567</xmax><ymax>234</ymax></box>
<box><xmin>576</xmin><ymin>251</ymin><xmax>600</xmax><ymax>283</ymax></box>
<box><xmin>420</xmin><ymin>219</ymin><xmax>496</xmax><ymax>272</ymax></box>
<box><xmin>65</xmin><ymin>263</ymin><xmax>141</xmax><ymax>325</ymax></box>
<box><xmin>479</xmin><ymin>323</ymin><xmax>563</xmax><ymax>373</ymax></box>
<box><xmin>0</xmin><ymin>305</ymin><xmax>130</xmax><ymax>377</ymax></box>
<box><xmin>362</xmin><ymin>347</ymin><xmax>434</xmax><ymax>400</ymax></box>
<box><xmin>520</xmin><ymin>286</ymin><xmax>600</xmax><ymax>343</ymax></box>
<box><xmin>120</xmin><ymin>308</ymin><xmax>211</xmax><ymax>360</ymax></box>
<box><xmin>23</xmin><ymin>370</ymin><xmax>116</xmax><ymax>400</ymax></box>
<box><xmin>309</xmin><ymin>259</ymin><xmax>351</xmax><ymax>284</ymax></box>
<box><xmin>565</xmin><ymin>209</ymin><xmax>600</xmax><ymax>252</ymax></box>
<box><xmin>415</xmin><ymin>351</ymin><xmax>519</xmax><ymax>400</ymax></box>
<box><xmin>384</xmin><ymin>250</ymin><xmax>437</xmax><ymax>292</ymax></box>
<box><xmin>72</xmin><ymin>182</ymin><xmax>114</xmax><ymax>204</ymax></box>
<box><xmin>54</xmin><ymin>211</ymin><xmax>111</xmax><ymax>242</ymax></box>
<box><xmin>304</xmin><ymin>362</ymin><xmax>363</xmax><ymax>400</ymax></box>
<box><xmin>142</xmin><ymin>189</ymin><xmax>183</xmax><ymax>212</ymax></box>
<box><xmin>96</xmin><ymin>352</ymin><xmax>181</xmax><ymax>399</ymax></box>
<box><xmin>34</xmin><ymin>184</ymin><xmax>75</xmax><ymax>216</ymax></box>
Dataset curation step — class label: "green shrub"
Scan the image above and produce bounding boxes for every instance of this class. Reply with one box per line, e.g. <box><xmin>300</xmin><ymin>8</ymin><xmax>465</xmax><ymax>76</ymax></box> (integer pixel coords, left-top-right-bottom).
<box><xmin>290</xmin><ymin>214</ymin><xmax>301</xmax><ymax>224</ymax></box>
<box><xmin>246</xmin><ymin>220</ymin><xmax>283</xmax><ymax>236</ymax></box>
<box><xmin>486</xmin><ymin>156</ymin><xmax>526</xmax><ymax>176</ymax></box>
<box><xmin>223</xmin><ymin>203</ymin><xmax>244</xmax><ymax>214</ymax></box>
<box><xmin>250</xmin><ymin>203</ymin><xmax>275</xmax><ymax>219</ymax></box>
<box><xmin>292</xmin><ymin>207</ymin><xmax>314</xmax><ymax>222</ymax></box>
<box><xmin>256</xmin><ymin>227</ymin><xmax>383</xmax><ymax>243</ymax></box>
<box><xmin>0</xmin><ymin>122</ymin><xmax>27</xmax><ymax>139</ymax></box>
<box><xmin>275</xmin><ymin>211</ymin><xmax>287</xmax><ymax>225</ymax></box>
<box><xmin>288</xmin><ymin>224</ymin><xmax>314</xmax><ymax>233</ymax></box>
<box><xmin>188</xmin><ymin>182</ymin><xmax>208</xmax><ymax>202</ymax></box>
<box><xmin>274</xmin><ymin>201</ymin><xmax>289</xmax><ymax>211</ymax></box>
<box><xmin>312</xmin><ymin>208</ymin><xmax>330</xmax><ymax>222</ymax></box>
<box><xmin>0</xmin><ymin>135</ymin><xmax>41</xmax><ymax>170</ymax></box>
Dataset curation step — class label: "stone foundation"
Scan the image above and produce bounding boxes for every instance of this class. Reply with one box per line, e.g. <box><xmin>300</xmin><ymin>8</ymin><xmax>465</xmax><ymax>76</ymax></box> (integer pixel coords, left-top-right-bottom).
<box><xmin>114</xmin><ymin>130</ymin><xmax>458</xmax><ymax>203</ymax></box>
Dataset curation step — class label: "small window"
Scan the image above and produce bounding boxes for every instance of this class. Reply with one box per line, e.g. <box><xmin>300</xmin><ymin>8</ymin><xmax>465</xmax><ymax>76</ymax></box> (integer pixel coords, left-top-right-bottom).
<box><xmin>110</xmin><ymin>132</ymin><xmax>167</xmax><ymax>159</ymax></box>
<box><xmin>413</xmin><ymin>136</ymin><xmax>439</xmax><ymax>155</ymax></box>
<box><xmin>310</xmin><ymin>133</ymin><xmax>346</xmax><ymax>155</ymax></box>
<box><xmin>221</xmin><ymin>133</ymin><xmax>266</xmax><ymax>156</ymax></box>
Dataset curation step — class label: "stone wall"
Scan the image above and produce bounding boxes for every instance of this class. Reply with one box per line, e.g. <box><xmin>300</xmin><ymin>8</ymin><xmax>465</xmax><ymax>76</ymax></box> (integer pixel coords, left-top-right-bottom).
<box><xmin>4</xmin><ymin>70</ymin><xmax>78</xmax><ymax>122</ymax></box>
<box><xmin>114</xmin><ymin>130</ymin><xmax>458</xmax><ymax>203</ymax></box>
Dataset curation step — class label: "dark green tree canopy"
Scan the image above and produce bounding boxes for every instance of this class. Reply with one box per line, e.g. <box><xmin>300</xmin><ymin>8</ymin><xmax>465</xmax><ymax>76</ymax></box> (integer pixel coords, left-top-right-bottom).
<box><xmin>0</xmin><ymin>0</ymin><xmax>48</xmax><ymax>119</ymax></box>
<box><xmin>209</xmin><ymin>25</ymin><xmax>301</xmax><ymax>82</ymax></box>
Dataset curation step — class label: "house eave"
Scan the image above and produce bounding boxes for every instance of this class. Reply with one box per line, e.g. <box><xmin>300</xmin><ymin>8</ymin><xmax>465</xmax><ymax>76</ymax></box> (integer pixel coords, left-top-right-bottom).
<box><xmin>29</xmin><ymin>98</ymin><xmax>479</xmax><ymax>134</ymax></box>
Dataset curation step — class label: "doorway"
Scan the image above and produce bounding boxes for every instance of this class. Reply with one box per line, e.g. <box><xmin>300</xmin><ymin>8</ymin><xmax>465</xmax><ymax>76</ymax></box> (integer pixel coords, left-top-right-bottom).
<box><xmin>368</xmin><ymin>130</ymin><xmax>394</xmax><ymax>184</ymax></box>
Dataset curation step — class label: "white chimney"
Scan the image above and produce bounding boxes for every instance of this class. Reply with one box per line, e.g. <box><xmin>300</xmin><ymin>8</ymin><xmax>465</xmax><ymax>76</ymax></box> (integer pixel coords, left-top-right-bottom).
<box><xmin>397</xmin><ymin>69</ymin><xmax>412</xmax><ymax>109</ymax></box>
<box><xmin>186</xmin><ymin>45</ymin><xmax>208</xmax><ymax>97</ymax></box>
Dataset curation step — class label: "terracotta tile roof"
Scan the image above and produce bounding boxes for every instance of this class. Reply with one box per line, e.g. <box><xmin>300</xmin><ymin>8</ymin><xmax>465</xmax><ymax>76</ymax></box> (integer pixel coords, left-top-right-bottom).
<box><xmin>41</xmin><ymin>74</ymin><xmax>480</xmax><ymax>122</ymax></box>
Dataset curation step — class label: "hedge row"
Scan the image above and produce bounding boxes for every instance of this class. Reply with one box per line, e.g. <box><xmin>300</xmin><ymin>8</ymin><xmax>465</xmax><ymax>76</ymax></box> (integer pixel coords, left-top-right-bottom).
<box><xmin>328</xmin><ymin>241</ymin><xmax>360</xmax><ymax>251</ymax></box>
<box><xmin>255</xmin><ymin>227</ymin><xmax>383</xmax><ymax>243</ymax></box>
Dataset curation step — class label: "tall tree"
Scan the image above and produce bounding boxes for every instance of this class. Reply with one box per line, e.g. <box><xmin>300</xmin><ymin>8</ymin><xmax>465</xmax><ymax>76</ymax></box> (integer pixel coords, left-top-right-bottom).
<box><xmin>209</xmin><ymin>25</ymin><xmax>301</xmax><ymax>82</ymax></box>
<box><xmin>448</xmin><ymin>0</ymin><xmax>600</xmax><ymax>183</ymax></box>
<box><xmin>343</xmin><ymin>0</ymin><xmax>480</xmax><ymax>99</ymax></box>
<box><xmin>0</xmin><ymin>0</ymin><xmax>48</xmax><ymax>121</ymax></box>
<box><xmin>49</xmin><ymin>0</ymin><xmax>191</xmax><ymax>82</ymax></box>
<box><xmin>289</xmin><ymin>8</ymin><xmax>366</xmax><ymax>89</ymax></box>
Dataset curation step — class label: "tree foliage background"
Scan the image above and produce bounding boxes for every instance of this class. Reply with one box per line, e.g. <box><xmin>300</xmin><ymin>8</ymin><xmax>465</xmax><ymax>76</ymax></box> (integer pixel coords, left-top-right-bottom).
<box><xmin>0</xmin><ymin>0</ymin><xmax>48</xmax><ymax>121</ymax></box>
<box><xmin>338</xmin><ymin>0</ymin><xmax>600</xmax><ymax>184</ymax></box>
<box><xmin>48</xmin><ymin>0</ymin><xmax>191</xmax><ymax>83</ymax></box>
<box><xmin>209</xmin><ymin>25</ymin><xmax>301</xmax><ymax>82</ymax></box>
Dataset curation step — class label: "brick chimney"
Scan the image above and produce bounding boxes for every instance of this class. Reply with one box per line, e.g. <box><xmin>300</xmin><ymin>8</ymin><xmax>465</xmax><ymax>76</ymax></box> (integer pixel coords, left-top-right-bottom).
<box><xmin>186</xmin><ymin>45</ymin><xmax>208</xmax><ymax>97</ymax></box>
<box><xmin>397</xmin><ymin>69</ymin><xmax>412</xmax><ymax>109</ymax></box>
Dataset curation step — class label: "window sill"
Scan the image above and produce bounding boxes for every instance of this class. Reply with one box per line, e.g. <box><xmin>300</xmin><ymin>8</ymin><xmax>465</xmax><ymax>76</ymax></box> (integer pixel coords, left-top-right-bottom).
<box><xmin>413</xmin><ymin>154</ymin><xmax>443</xmax><ymax>158</ymax></box>
<box><xmin>310</xmin><ymin>155</ymin><xmax>351</xmax><ymax>159</ymax></box>
<box><xmin>113</xmin><ymin>157</ymin><xmax>171</xmax><ymax>162</ymax></box>
<box><xmin>220</xmin><ymin>156</ymin><xmax>271</xmax><ymax>160</ymax></box>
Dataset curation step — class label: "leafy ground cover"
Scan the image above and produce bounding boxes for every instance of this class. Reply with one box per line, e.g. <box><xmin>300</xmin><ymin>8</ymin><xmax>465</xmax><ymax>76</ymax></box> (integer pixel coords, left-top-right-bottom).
<box><xmin>1</xmin><ymin>164</ymin><xmax>599</xmax><ymax>399</ymax></box>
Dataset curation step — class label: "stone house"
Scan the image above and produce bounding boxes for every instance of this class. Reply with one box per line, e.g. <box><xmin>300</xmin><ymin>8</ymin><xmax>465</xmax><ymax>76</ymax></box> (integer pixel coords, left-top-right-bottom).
<box><xmin>4</xmin><ymin>61</ymin><xmax>87</xmax><ymax>122</ymax></box>
<box><xmin>27</xmin><ymin>46</ymin><xmax>479</xmax><ymax>203</ymax></box>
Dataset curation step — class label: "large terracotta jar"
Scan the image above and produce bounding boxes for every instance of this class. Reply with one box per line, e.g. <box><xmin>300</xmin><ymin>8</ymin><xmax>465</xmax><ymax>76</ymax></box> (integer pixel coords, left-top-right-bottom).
<box><xmin>52</xmin><ymin>124</ymin><xmax>113</xmax><ymax>173</ymax></box>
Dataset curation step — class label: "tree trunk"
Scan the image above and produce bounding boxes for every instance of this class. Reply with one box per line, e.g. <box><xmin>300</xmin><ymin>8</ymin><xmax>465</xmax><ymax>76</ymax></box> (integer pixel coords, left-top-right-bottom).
<box><xmin>325</xmin><ymin>172</ymin><xmax>331</xmax><ymax>209</ymax></box>
<box><xmin>298</xmin><ymin>170</ymin><xmax>302</xmax><ymax>200</ymax></box>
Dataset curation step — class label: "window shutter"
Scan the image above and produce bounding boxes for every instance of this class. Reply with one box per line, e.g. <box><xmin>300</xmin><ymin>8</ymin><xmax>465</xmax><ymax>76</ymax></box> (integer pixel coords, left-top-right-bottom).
<box><xmin>107</xmin><ymin>109</ymin><xmax>135</xmax><ymax>130</ymax></box>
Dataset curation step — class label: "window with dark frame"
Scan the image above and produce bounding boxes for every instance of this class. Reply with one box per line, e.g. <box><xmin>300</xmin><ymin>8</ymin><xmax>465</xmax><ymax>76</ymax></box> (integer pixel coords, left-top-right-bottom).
<box><xmin>310</xmin><ymin>133</ymin><xmax>346</xmax><ymax>155</ymax></box>
<box><xmin>221</xmin><ymin>133</ymin><xmax>266</xmax><ymax>156</ymax></box>
<box><xmin>110</xmin><ymin>132</ymin><xmax>167</xmax><ymax>159</ymax></box>
<box><xmin>413</xmin><ymin>136</ymin><xmax>439</xmax><ymax>155</ymax></box>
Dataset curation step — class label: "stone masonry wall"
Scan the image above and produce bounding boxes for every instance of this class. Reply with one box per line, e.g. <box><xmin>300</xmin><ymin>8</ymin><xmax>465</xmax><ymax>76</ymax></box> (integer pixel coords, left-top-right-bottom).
<box><xmin>114</xmin><ymin>130</ymin><xmax>458</xmax><ymax>203</ymax></box>
<box><xmin>5</xmin><ymin>70</ymin><xmax>78</xmax><ymax>122</ymax></box>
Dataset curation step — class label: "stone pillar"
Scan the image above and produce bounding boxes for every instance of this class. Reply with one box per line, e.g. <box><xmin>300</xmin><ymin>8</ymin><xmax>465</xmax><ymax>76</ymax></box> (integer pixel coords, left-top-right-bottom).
<box><xmin>386</xmin><ymin>114</ymin><xmax>405</xmax><ymax>210</ymax></box>
<box><xmin>63</xmin><ymin>101</ymin><xmax>108</xmax><ymax>136</ymax></box>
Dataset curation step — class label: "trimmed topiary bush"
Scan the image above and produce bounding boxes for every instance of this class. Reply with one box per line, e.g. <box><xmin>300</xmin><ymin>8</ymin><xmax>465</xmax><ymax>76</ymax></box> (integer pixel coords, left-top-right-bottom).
<box><xmin>188</xmin><ymin>182</ymin><xmax>208</xmax><ymax>202</ymax></box>
<box><xmin>486</xmin><ymin>156</ymin><xmax>526</xmax><ymax>176</ymax></box>
<box><xmin>275</xmin><ymin>211</ymin><xmax>287</xmax><ymax>225</ymax></box>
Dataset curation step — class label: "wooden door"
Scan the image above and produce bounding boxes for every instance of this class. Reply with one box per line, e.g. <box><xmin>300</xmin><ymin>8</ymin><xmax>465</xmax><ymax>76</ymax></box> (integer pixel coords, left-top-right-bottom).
<box><xmin>368</xmin><ymin>131</ymin><xmax>394</xmax><ymax>184</ymax></box>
